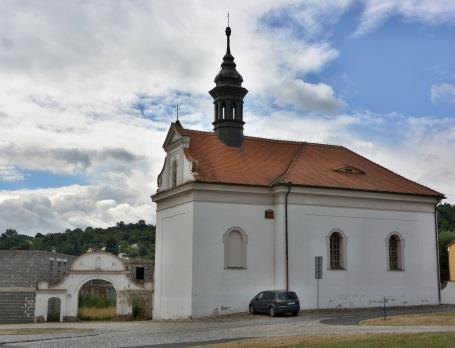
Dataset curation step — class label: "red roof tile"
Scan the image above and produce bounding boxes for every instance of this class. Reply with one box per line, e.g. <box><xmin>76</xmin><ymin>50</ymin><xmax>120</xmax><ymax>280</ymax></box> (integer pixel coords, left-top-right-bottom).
<box><xmin>180</xmin><ymin>126</ymin><xmax>443</xmax><ymax>198</ymax></box>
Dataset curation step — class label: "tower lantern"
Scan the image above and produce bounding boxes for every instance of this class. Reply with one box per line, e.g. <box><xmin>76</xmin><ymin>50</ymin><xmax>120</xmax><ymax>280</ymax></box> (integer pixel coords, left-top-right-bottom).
<box><xmin>209</xmin><ymin>25</ymin><xmax>248</xmax><ymax>147</ymax></box>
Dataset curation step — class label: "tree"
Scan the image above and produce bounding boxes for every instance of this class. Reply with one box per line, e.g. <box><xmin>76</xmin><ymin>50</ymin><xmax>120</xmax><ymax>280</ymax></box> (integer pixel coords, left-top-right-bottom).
<box><xmin>2</xmin><ymin>229</ymin><xmax>18</xmax><ymax>238</ymax></box>
<box><xmin>438</xmin><ymin>203</ymin><xmax>455</xmax><ymax>232</ymax></box>
<box><xmin>105</xmin><ymin>238</ymin><xmax>119</xmax><ymax>255</ymax></box>
<box><xmin>138</xmin><ymin>244</ymin><xmax>148</xmax><ymax>258</ymax></box>
<box><xmin>118</xmin><ymin>240</ymin><xmax>129</xmax><ymax>252</ymax></box>
<box><xmin>0</xmin><ymin>222</ymin><xmax>156</xmax><ymax>259</ymax></box>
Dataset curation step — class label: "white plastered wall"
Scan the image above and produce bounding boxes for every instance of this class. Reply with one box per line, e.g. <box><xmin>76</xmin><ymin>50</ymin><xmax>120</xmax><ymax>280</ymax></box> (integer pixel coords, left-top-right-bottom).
<box><xmin>153</xmin><ymin>201</ymin><xmax>194</xmax><ymax>319</ymax></box>
<box><xmin>153</xmin><ymin>184</ymin><xmax>440</xmax><ymax>318</ymax></box>
<box><xmin>287</xmin><ymin>203</ymin><xmax>439</xmax><ymax>309</ymax></box>
<box><xmin>191</xmin><ymin>200</ymin><xmax>275</xmax><ymax>317</ymax></box>
<box><xmin>441</xmin><ymin>282</ymin><xmax>455</xmax><ymax>304</ymax></box>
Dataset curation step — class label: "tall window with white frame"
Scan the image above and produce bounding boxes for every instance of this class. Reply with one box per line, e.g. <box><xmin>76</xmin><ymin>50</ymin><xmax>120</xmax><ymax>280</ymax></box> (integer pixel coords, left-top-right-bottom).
<box><xmin>329</xmin><ymin>232</ymin><xmax>343</xmax><ymax>270</ymax></box>
<box><xmin>389</xmin><ymin>234</ymin><xmax>402</xmax><ymax>271</ymax></box>
<box><xmin>171</xmin><ymin>160</ymin><xmax>177</xmax><ymax>188</ymax></box>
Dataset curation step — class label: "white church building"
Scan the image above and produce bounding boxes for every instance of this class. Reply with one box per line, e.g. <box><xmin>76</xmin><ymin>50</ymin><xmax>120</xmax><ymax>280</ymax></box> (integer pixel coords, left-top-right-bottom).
<box><xmin>152</xmin><ymin>25</ymin><xmax>445</xmax><ymax>319</ymax></box>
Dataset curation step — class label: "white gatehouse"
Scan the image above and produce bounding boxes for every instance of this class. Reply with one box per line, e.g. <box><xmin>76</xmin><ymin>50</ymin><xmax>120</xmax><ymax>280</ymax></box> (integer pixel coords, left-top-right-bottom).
<box><xmin>35</xmin><ymin>252</ymin><xmax>152</xmax><ymax>321</ymax></box>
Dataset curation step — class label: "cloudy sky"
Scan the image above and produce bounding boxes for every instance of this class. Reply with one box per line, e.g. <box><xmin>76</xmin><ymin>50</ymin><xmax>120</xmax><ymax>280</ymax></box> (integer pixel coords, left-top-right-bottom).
<box><xmin>1</xmin><ymin>0</ymin><xmax>454</xmax><ymax>235</ymax></box>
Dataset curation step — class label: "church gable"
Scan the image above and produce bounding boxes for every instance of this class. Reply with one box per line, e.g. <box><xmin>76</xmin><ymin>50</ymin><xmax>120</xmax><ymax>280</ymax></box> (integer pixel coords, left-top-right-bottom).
<box><xmin>156</xmin><ymin>122</ymin><xmax>197</xmax><ymax>192</ymax></box>
<box><xmin>169</xmin><ymin>130</ymin><xmax>181</xmax><ymax>144</ymax></box>
<box><xmin>162</xmin><ymin>121</ymin><xmax>189</xmax><ymax>151</ymax></box>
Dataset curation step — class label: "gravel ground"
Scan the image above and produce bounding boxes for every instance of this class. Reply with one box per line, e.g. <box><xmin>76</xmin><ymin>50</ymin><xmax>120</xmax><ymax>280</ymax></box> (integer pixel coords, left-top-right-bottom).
<box><xmin>1</xmin><ymin>306</ymin><xmax>455</xmax><ymax>348</ymax></box>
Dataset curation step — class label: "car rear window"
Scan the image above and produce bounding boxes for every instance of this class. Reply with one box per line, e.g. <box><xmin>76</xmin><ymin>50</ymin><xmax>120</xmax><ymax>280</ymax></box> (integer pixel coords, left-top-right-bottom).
<box><xmin>277</xmin><ymin>292</ymin><xmax>298</xmax><ymax>300</ymax></box>
<box><xmin>264</xmin><ymin>291</ymin><xmax>275</xmax><ymax>300</ymax></box>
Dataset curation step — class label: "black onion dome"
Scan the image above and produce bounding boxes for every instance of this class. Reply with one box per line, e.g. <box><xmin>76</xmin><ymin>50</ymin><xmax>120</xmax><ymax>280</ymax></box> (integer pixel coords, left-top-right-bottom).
<box><xmin>214</xmin><ymin>26</ymin><xmax>244</xmax><ymax>86</ymax></box>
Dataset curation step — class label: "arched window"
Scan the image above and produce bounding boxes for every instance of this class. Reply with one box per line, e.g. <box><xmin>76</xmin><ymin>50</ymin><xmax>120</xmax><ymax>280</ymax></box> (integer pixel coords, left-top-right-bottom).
<box><xmin>330</xmin><ymin>232</ymin><xmax>342</xmax><ymax>269</ymax></box>
<box><xmin>171</xmin><ymin>160</ymin><xmax>177</xmax><ymax>188</ymax></box>
<box><xmin>214</xmin><ymin>104</ymin><xmax>218</xmax><ymax>121</ymax></box>
<box><xmin>223</xmin><ymin>228</ymin><xmax>247</xmax><ymax>269</ymax></box>
<box><xmin>222</xmin><ymin>102</ymin><xmax>226</xmax><ymax>119</ymax></box>
<box><xmin>328</xmin><ymin>231</ymin><xmax>346</xmax><ymax>270</ymax></box>
<box><xmin>388</xmin><ymin>234</ymin><xmax>403</xmax><ymax>271</ymax></box>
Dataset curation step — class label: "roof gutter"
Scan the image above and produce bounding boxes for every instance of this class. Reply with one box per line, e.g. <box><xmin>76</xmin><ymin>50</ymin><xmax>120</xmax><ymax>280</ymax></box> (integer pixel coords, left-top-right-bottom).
<box><xmin>434</xmin><ymin>199</ymin><xmax>442</xmax><ymax>304</ymax></box>
<box><xmin>285</xmin><ymin>182</ymin><xmax>292</xmax><ymax>291</ymax></box>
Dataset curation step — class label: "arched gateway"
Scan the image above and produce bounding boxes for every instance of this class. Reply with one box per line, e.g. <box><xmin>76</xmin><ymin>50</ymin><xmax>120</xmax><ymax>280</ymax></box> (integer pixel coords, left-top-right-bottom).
<box><xmin>35</xmin><ymin>252</ymin><xmax>152</xmax><ymax>322</ymax></box>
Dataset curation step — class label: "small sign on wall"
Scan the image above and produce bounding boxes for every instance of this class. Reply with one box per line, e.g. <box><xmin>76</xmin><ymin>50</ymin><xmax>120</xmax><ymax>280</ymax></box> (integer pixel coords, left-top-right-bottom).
<box><xmin>315</xmin><ymin>256</ymin><xmax>323</xmax><ymax>279</ymax></box>
<box><xmin>315</xmin><ymin>256</ymin><xmax>323</xmax><ymax>309</ymax></box>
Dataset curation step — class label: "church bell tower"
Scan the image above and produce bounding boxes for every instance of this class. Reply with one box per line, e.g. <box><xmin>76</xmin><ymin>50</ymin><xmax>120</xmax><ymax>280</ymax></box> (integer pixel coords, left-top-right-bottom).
<box><xmin>209</xmin><ymin>26</ymin><xmax>248</xmax><ymax>147</ymax></box>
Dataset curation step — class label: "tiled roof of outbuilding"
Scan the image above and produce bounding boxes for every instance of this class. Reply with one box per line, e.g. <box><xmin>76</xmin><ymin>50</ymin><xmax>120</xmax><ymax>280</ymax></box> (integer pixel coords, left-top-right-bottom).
<box><xmin>174</xmin><ymin>123</ymin><xmax>443</xmax><ymax>198</ymax></box>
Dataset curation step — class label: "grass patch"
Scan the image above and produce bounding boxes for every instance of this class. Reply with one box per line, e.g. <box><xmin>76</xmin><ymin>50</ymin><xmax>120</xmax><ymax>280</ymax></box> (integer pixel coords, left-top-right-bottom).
<box><xmin>203</xmin><ymin>332</ymin><xmax>455</xmax><ymax>347</ymax></box>
<box><xmin>361</xmin><ymin>311</ymin><xmax>455</xmax><ymax>326</ymax></box>
<box><xmin>78</xmin><ymin>307</ymin><xmax>116</xmax><ymax>321</ymax></box>
<box><xmin>0</xmin><ymin>328</ymin><xmax>92</xmax><ymax>335</ymax></box>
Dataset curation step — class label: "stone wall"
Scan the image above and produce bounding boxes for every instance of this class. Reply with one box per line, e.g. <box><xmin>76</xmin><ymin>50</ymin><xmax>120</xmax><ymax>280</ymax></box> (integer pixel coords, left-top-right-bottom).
<box><xmin>0</xmin><ymin>291</ymin><xmax>35</xmax><ymax>323</ymax></box>
<box><xmin>125</xmin><ymin>259</ymin><xmax>154</xmax><ymax>283</ymax></box>
<box><xmin>0</xmin><ymin>250</ymin><xmax>77</xmax><ymax>288</ymax></box>
<box><xmin>0</xmin><ymin>250</ymin><xmax>76</xmax><ymax>323</ymax></box>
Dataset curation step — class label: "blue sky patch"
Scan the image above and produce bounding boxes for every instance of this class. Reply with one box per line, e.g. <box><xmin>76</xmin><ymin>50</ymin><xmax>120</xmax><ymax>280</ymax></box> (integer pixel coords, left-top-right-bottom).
<box><xmin>0</xmin><ymin>169</ymin><xmax>87</xmax><ymax>190</ymax></box>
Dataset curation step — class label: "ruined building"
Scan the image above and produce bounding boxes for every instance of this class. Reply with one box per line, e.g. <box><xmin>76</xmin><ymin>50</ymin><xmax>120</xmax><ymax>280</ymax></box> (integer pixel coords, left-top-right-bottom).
<box><xmin>0</xmin><ymin>250</ymin><xmax>154</xmax><ymax>323</ymax></box>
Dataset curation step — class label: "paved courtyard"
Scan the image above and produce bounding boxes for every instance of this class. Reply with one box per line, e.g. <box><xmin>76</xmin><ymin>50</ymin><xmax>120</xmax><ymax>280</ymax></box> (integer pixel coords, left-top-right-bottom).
<box><xmin>1</xmin><ymin>306</ymin><xmax>455</xmax><ymax>348</ymax></box>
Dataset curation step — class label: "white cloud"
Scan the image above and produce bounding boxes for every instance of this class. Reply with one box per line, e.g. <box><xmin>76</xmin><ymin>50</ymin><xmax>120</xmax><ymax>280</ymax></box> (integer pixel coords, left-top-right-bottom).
<box><xmin>361</xmin><ymin>116</ymin><xmax>455</xmax><ymax>202</ymax></box>
<box><xmin>355</xmin><ymin>0</ymin><xmax>455</xmax><ymax>36</ymax></box>
<box><xmin>270</xmin><ymin>79</ymin><xmax>345</xmax><ymax>112</ymax></box>
<box><xmin>0</xmin><ymin>169</ymin><xmax>153</xmax><ymax>235</ymax></box>
<box><xmin>431</xmin><ymin>83</ymin><xmax>455</xmax><ymax>104</ymax></box>
<box><xmin>0</xmin><ymin>166</ymin><xmax>24</xmax><ymax>182</ymax></box>
<box><xmin>247</xmin><ymin>110</ymin><xmax>454</xmax><ymax>202</ymax></box>
<box><xmin>0</xmin><ymin>145</ymin><xmax>143</xmax><ymax>174</ymax></box>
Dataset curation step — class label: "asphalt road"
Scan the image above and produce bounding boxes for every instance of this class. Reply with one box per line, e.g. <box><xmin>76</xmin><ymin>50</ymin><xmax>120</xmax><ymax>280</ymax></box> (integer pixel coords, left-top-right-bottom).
<box><xmin>1</xmin><ymin>305</ymin><xmax>455</xmax><ymax>348</ymax></box>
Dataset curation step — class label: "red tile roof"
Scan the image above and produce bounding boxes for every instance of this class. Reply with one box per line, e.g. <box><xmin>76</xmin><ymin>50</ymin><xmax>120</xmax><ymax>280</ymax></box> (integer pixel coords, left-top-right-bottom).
<box><xmin>176</xmin><ymin>124</ymin><xmax>443</xmax><ymax>198</ymax></box>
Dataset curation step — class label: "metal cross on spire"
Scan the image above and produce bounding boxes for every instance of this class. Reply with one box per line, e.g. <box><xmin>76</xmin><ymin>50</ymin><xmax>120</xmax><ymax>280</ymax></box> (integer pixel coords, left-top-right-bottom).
<box><xmin>175</xmin><ymin>104</ymin><xmax>180</xmax><ymax>122</ymax></box>
<box><xmin>227</xmin><ymin>12</ymin><xmax>230</xmax><ymax>27</ymax></box>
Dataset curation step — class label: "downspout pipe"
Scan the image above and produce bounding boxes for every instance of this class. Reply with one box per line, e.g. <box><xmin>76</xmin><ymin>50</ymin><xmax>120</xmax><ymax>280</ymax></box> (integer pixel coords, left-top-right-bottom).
<box><xmin>285</xmin><ymin>182</ymin><xmax>292</xmax><ymax>291</ymax></box>
<box><xmin>434</xmin><ymin>199</ymin><xmax>442</xmax><ymax>304</ymax></box>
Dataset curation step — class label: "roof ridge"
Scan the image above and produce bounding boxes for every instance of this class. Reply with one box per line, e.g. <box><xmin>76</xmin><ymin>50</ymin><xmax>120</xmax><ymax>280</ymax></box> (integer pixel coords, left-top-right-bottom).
<box><xmin>183</xmin><ymin>126</ymin><xmax>343</xmax><ymax>147</ymax></box>
<box><xmin>270</xmin><ymin>143</ymin><xmax>306</xmax><ymax>185</ymax></box>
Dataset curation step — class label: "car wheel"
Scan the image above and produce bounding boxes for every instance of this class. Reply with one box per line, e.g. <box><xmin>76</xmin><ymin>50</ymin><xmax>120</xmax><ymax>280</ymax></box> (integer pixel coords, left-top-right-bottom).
<box><xmin>249</xmin><ymin>305</ymin><xmax>255</xmax><ymax>315</ymax></box>
<box><xmin>269</xmin><ymin>306</ymin><xmax>276</xmax><ymax>317</ymax></box>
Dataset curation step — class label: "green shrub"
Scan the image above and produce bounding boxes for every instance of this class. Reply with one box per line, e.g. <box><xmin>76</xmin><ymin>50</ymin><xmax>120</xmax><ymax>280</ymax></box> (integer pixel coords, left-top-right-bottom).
<box><xmin>132</xmin><ymin>298</ymin><xmax>145</xmax><ymax>319</ymax></box>
<box><xmin>79</xmin><ymin>293</ymin><xmax>116</xmax><ymax>308</ymax></box>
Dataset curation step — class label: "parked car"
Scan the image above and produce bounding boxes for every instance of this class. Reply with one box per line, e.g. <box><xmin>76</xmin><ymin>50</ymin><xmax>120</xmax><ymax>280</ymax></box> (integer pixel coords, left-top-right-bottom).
<box><xmin>249</xmin><ymin>290</ymin><xmax>300</xmax><ymax>317</ymax></box>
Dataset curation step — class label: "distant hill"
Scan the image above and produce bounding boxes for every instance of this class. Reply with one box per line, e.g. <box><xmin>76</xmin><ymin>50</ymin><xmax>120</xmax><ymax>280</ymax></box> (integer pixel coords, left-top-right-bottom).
<box><xmin>0</xmin><ymin>220</ymin><xmax>155</xmax><ymax>259</ymax></box>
